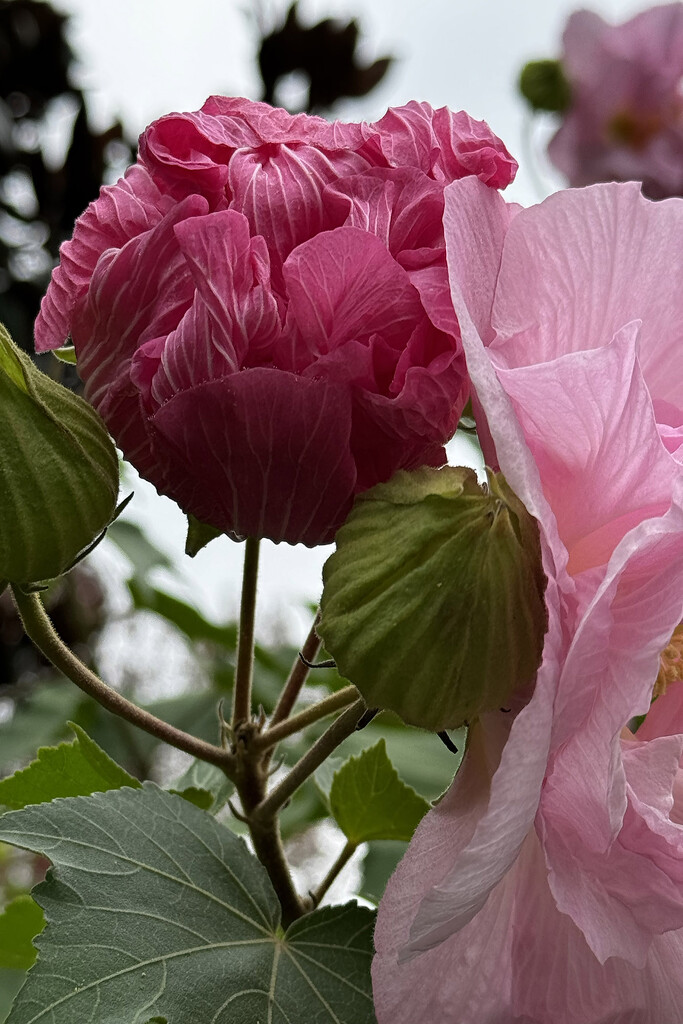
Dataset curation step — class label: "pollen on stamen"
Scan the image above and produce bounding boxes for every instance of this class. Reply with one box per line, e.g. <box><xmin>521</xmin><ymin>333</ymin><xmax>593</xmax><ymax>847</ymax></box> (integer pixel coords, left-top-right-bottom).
<box><xmin>654</xmin><ymin>623</ymin><xmax>683</xmax><ymax>699</ymax></box>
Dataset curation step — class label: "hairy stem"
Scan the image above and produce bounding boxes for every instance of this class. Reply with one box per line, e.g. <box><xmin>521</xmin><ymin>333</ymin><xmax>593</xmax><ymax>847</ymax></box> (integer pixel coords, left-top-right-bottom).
<box><xmin>11</xmin><ymin>585</ymin><xmax>235</xmax><ymax>771</ymax></box>
<box><xmin>232</xmin><ymin>537</ymin><xmax>260</xmax><ymax>728</ymax></box>
<box><xmin>253</xmin><ymin>700</ymin><xmax>366</xmax><ymax>823</ymax></box>
<box><xmin>310</xmin><ymin>839</ymin><xmax>357</xmax><ymax>908</ymax></box>
<box><xmin>269</xmin><ymin>609</ymin><xmax>322</xmax><ymax>727</ymax></box>
<box><xmin>253</xmin><ymin>685</ymin><xmax>359</xmax><ymax>752</ymax></box>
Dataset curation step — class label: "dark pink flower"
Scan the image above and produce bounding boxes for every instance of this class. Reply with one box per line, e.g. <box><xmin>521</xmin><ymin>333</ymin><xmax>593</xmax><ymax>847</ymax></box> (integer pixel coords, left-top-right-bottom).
<box><xmin>35</xmin><ymin>97</ymin><xmax>516</xmax><ymax>546</ymax></box>
<box><xmin>548</xmin><ymin>4</ymin><xmax>683</xmax><ymax>199</ymax></box>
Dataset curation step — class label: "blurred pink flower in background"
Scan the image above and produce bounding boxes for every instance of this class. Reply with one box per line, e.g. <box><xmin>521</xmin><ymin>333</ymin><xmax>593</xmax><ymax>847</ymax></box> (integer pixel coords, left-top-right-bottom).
<box><xmin>548</xmin><ymin>4</ymin><xmax>683</xmax><ymax>199</ymax></box>
<box><xmin>373</xmin><ymin>181</ymin><xmax>683</xmax><ymax>1023</ymax></box>
<box><xmin>34</xmin><ymin>97</ymin><xmax>515</xmax><ymax>546</ymax></box>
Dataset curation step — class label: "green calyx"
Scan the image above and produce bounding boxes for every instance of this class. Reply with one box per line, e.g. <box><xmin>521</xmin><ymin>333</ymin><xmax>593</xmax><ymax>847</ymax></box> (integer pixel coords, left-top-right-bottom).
<box><xmin>318</xmin><ymin>466</ymin><xmax>548</xmax><ymax>732</ymax></box>
<box><xmin>519</xmin><ymin>59</ymin><xmax>571</xmax><ymax>113</ymax></box>
<box><xmin>0</xmin><ymin>324</ymin><xmax>119</xmax><ymax>585</ymax></box>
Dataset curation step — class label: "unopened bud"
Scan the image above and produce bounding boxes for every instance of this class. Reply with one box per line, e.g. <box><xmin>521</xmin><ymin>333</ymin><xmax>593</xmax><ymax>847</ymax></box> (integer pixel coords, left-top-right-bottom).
<box><xmin>0</xmin><ymin>325</ymin><xmax>119</xmax><ymax>585</ymax></box>
<box><xmin>519</xmin><ymin>60</ymin><xmax>571</xmax><ymax>113</ymax></box>
<box><xmin>319</xmin><ymin>466</ymin><xmax>547</xmax><ymax>731</ymax></box>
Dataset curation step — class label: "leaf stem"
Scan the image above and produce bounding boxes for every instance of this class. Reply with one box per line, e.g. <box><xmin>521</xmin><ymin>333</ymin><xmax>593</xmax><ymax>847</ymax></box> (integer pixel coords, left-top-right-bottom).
<box><xmin>269</xmin><ymin>609</ymin><xmax>322</xmax><ymax>727</ymax></box>
<box><xmin>253</xmin><ymin>685</ymin><xmax>359</xmax><ymax>752</ymax></box>
<box><xmin>232</xmin><ymin>537</ymin><xmax>260</xmax><ymax>728</ymax></box>
<box><xmin>253</xmin><ymin>700</ymin><xmax>366</xmax><ymax>823</ymax></box>
<box><xmin>310</xmin><ymin>839</ymin><xmax>357</xmax><ymax>908</ymax></box>
<box><xmin>11</xmin><ymin>585</ymin><xmax>235</xmax><ymax>771</ymax></box>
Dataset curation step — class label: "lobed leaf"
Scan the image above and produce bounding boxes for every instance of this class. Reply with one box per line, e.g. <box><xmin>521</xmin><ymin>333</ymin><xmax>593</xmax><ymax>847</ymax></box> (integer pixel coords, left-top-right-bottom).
<box><xmin>0</xmin><ymin>784</ymin><xmax>376</xmax><ymax>1024</ymax></box>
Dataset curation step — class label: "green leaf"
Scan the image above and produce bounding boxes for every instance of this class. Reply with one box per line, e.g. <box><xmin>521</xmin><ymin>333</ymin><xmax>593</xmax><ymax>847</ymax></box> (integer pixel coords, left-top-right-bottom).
<box><xmin>0</xmin><ymin>725</ymin><xmax>140</xmax><ymax>810</ymax></box>
<box><xmin>167</xmin><ymin>759</ymin><xmax>233</xmax><ymax>813</ymax></box>
<box><xmin>0</xmin><ymin>970</ymin><xmax>25</xmax><ymax>1024</ymax></box>
<box><xmin>0</xmin><ymin>897</ymin><xmax>45</xmax><ymax>969</ymax></box>
<box><xmin>106</xmin><ymin>519</ymin><xmax>173</xmax><ymax>577</ymax></box>
<box><xmin>128</xmin><ymin>579</ymin><xmax>238</xmax><ymax>648</ymax></box>
<box><xmin>0</xmin><ymin>785</ymin><xmax>376</xmax><ymax>1024</ymax></box>
<box><xmin>330</xmin><ymin>739</ymin><xmax>430</xmax><ymax>844</ymax></box>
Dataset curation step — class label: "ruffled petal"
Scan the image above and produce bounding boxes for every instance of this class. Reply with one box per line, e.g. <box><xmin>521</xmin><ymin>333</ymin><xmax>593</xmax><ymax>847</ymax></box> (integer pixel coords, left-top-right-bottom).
<box><xmin>281</xmin><ymin>226</ymin><xmax>424</xmax><ymax>368</ymax></box>
<box><xmin>35</xmin><ymin>165</ymin><xmax>172</xmax><ymax>351</ymax></box>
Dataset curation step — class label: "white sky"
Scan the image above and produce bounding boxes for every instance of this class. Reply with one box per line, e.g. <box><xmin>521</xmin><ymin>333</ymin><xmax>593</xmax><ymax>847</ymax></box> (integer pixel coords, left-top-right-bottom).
<box><xmin>49</xmin><ymin>0</ymin><xmax>652</xmax><ymax>639</ymax></box>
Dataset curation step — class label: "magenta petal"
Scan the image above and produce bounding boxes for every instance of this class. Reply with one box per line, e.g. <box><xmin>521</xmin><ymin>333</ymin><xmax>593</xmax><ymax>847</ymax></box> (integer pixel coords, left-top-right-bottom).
<box><xmin>282</xmin><ymin>226</ymin><xmax>424</xmax><ymax>364</ymax></box>
<box><xmin>148</xmin><ymin>368</ymin><xmax>356</xmax><ymax>546</ymax></box>
<box><xmin>73</xmin><ymin>196</ymin><xmax>206</xmax><ymax>408</ymax></box>
<box><xmin>229</xmin><ymin>143</ymin><xmax>370</xmax><ymax>271</ymax></box>
<box><xmin>35</xmin><ymin>165</ymin><xmax>172</xmax><ymax>352</ymax></box>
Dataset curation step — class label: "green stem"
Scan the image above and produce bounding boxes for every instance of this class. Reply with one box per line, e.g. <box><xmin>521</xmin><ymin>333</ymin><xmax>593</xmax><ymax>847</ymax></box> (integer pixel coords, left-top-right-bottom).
<box><xmin>253</xmin><ymin>700</ymin><xmax>366</xmax><ymax>823</ymax></box>
<box><xmin>232</xmin><ymin>537</ymin><xmax>260</xmax><ymax>729</ymax></box>
<box><xmin>11</xmin><ymin>586</ymin><xmax>235</xmax><ymax>771</ymax></box>
<box><xmin>254</xmin><ymin>685</ymin><xmax>359</xmax><ymax>752</ymax></box>
<box><xmin>310</xmin><ymin>839</ymin><xmax>357</xmax><ymax>908</ymax></box>
<box><xmin>269</xmin><ymin>610</ymin><xmax>322</xmax><ymax>727</ymax></box>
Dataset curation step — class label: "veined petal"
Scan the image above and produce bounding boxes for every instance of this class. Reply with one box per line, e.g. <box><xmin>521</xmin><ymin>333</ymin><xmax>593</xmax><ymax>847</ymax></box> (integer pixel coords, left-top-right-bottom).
<box><xmin>282</xmin><ymin>227</ymin><xmax>424</xmax><ymax>365</ymax></box>
<box><xmin>35</xmin><ymin>165</ymin><xmax>172</xmax><ymax>352</ymax></box>
<box><xmin>148</xmin><ymin>368</ymin><xmax>356</xmax><ymax>546</ymax></box>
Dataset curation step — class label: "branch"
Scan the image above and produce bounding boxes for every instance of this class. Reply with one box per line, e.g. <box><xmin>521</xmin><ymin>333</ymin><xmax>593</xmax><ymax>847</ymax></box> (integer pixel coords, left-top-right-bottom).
<box><xmin>253</xmin><ymin>700</ymin><xmax>366</xmax><ymax>822</ymax></box>
<box><xmin>310</xmin><ymin>838</ymin><xmax>357</xmax><ymax>908</ymax></box>
<box><xmin>253</xmin><ymin>685</ymin><xmax>359</xmax><ymax>752</ymax></box>
<box><xmin>11</xmin><ymin>586</ymin><xmax>235</xmax><ymax>772</ymax></box>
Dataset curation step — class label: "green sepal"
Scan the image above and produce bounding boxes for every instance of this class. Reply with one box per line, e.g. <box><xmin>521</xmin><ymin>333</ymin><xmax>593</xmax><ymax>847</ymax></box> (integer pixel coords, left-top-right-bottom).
<box><xmin>52</xmin><ymin>345</ymin><xmax>77</xmax><ymax>365</ymax></box>
<box><xmin>185</xmin><ymin>514</ymin><xmax>223</xmax><ymax>557</ymax></box>
<box><xmin>319</xmin><ymin>466</ymin><xmax>547</xmax><ymax>731</ymax></box>
<box><xmin>0</xmin><ymin>324</ymin><xmax>119</xmax><ymax>585</ymax></box>
<box><xmin>519</xmin><ymin>59</ymin><xmax>571</xmax><ymax>112</ymax></box>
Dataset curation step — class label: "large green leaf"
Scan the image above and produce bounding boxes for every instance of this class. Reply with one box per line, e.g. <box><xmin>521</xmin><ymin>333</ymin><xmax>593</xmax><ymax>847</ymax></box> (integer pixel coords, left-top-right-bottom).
<box><xmin>0</xmin><ymin>897</ymin><xmax>44</xmax><ymax>969</ymax></box>
<box><xmin>0</xmin><ymin>785</ymin><xmax>376</xmax><ymax>1023</ymax></box>
<box><xmin>0</xmin><ymin>685</ymin><xmax>81</xmax><ymax>770</ymax></box>
<box><xmin>0</xmin><ymin>971</ymin><xmax>25</xmax><ymax>1024</ymax></box>
<box><xmin>0</xmin><ymin>724</ymin><xmax>139</xmax><ymax>810</ymax></box>
<box><xmin>330</xmin><ymin>740</ymin><xmax>430</xmax><ymax>844</ymax></box>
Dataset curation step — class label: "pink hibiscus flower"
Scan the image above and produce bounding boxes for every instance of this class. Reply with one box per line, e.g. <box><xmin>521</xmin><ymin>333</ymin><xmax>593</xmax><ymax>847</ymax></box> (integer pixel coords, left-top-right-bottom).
<box><xmin>548</xmin><ymin>4</ymin><xmax>683</xmax><ymax>199</ymax></box>
<box><xmin>373</xmin><ymin>181</ymin><xmax>683</xmax><ymax>1023</ymax></box>
<box><xmin>34</xmin><ymin>97</ymin><xmax>515</xmax><ymax>546</ymax></box>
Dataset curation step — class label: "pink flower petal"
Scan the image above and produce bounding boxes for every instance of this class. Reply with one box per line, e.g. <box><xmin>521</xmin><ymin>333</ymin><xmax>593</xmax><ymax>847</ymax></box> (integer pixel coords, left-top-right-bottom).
<box><xmin>35</xmin><ymin>165</ymin><xmax>172</xmax><ymax>352</ymax></box>
<box><xmin>282</xmin><ymin>226</ymin><xmax>424</xmax><ymax>367</ymax></box>
<box><xmin>147</xmin><ymin>367</ymin><xmax>357</xmax><ymax>545</ymax></box>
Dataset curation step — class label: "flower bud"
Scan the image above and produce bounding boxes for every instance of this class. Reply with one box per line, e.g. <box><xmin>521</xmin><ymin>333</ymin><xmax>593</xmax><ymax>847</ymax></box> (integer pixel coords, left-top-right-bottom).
<box><xmin>519</xmin><ymin>60</ymin><xmax>571</xmax><ymax>113</ymax></box>
<box><xmin>319</xmin><ymin>466</ymin><xmax>547</xmax><ymax>731</ymax></box>
<box><xmin>0</xmin><ymin>325</ymin><xmax>119</xmax><ymax>584</ymax></box>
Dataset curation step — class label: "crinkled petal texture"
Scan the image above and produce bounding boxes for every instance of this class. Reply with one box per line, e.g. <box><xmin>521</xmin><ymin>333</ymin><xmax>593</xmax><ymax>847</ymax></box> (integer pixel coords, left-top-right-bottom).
<box><xmin>373</xmin><ymin>180</ymin><xmax>683</xmax><ymax>1023</ymax></box>
<box><xmin>548</xmin><ymin>4</ymin><xmax>683</xmax><ymax>199</ymax></box>
<box><xmin>35</xmin><ymin>97</ymin><xmax>516</xmax><ymax>545</ymax></box>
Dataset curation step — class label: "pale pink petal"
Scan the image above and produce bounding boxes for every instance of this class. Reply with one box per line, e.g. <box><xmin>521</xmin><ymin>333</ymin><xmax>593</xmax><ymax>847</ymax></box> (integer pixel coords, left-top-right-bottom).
<box><xmin>147</xmin><ymin>368</ymin><xmax>357</xmax><ymax>546</ymax></box>
<box><xmin>488</xmin><ymin>185</ymin><xmax>683</xmax><ymax>406</ymax></box>
<box><xmin>639</xmin><ymin>679</ymin><xmax>683</xmax><ymax>741</ymax></box>
<box><xmin>496</xmin><ymin>324</ymin><xmax>678</xmax><ymax>575</ymax></box>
